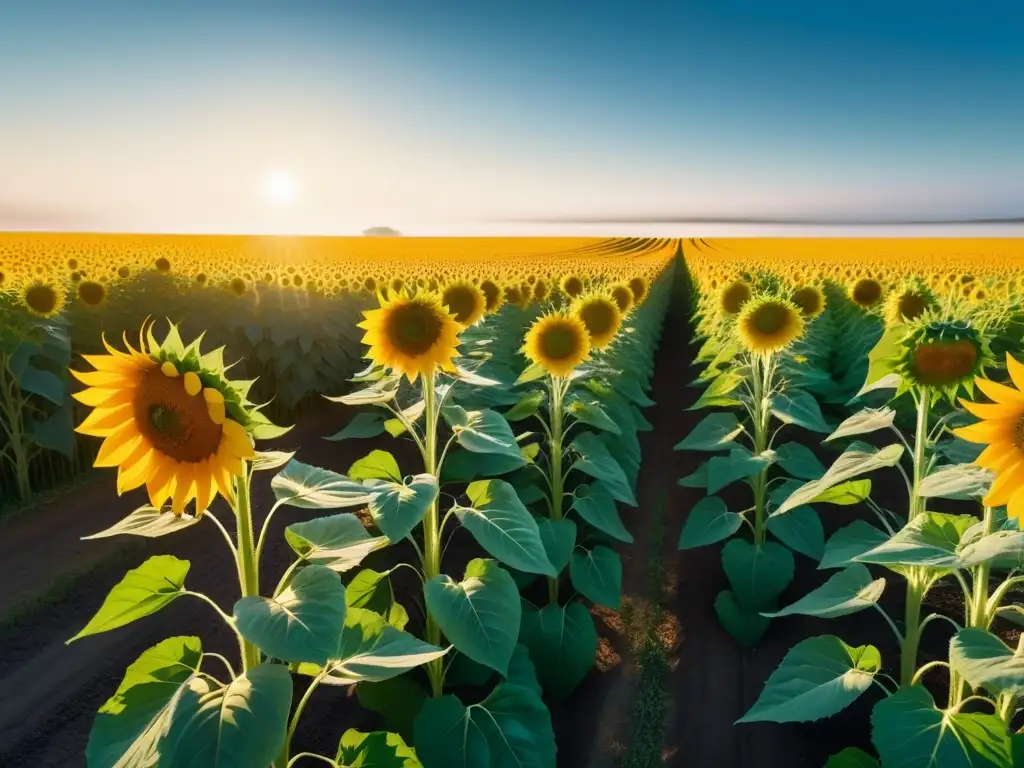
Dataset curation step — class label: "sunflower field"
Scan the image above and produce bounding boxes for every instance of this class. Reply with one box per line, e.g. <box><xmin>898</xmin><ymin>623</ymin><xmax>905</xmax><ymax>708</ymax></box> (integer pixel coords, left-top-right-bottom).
<box><xmin>0</xmin><ymin>234</ymin><xmax>675</xmax><ymax>768</ymax></box>
<box><xmin>679</xmin><ymin>238</ymin><xmax>1024</xmax><ymax>766</ymax></box>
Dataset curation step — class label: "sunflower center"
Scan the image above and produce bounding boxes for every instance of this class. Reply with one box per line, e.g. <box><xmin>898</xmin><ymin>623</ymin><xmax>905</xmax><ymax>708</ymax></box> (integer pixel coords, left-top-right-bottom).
<box><xmin>25</xmin><ymin>284</ymin><xmax>58</xmax><ymax>316</ymax></box>
<box><xmin>722</xmin><ymin>283</ymin><xmax>752</xmax><ymax>314</ymax></box>
<box><xmin>790</xmin><ymin>287</ymin><xmax>821</xmax><ymax>317</ymax></box>
<box><xmin>385</xmin><ymin>301</ymin><xmax>444</xmax><ymax>356</ymax></box>
<box><xmin>910</xmin><ymin>339</ymin><xmax>979</xmax><ymax>386</ymax></box>
<box><xmin>539</xmin><ymin>324</ymin><xmax>582</xmax><ymax>361</ymax></box>
<box><xmin>852</xmin><ymin>279</ymin><xmax>882</xmax><ymax>306</ymax></box>
<box><xmin>579</xmin><ymin>301</ymin><xmax>618</xmax><ymax>339</ymax></box>
<box><xmin>563</xmin><ymin>277</ymin><xmax>584</xmax><ymax>297</ymax></box>
<box><xmin>898</xmin><ymin>293</ymin><xmax>928</xmax><ymax>320</ymax></box>
<box><xmin>750</xmin><ymin>302</ymin><xmax>790</xmax><ymax>335</ymax></box>
<box><xmin>442</xmin><ymin>285</ymin><xmax>480</xmax><ymax>324</ymax></box>
<box><xmin>480</xmin><ymin>280</ymin><xmax>501</xmax><ymax>311</ymax></box>
<box><xmin>134</xmin><ymin>367</ymin><xmax>222</xmax><ymax>462</ymax></box>
<box><xmin>611</xmin><ymin>286</ymin><xmax>633</xmax><ymax>313</ymax></box>
<box><xmin>1014</xmin><ymin>418</ymin><xmax>1024</xmax><ymax>451</ymax></box>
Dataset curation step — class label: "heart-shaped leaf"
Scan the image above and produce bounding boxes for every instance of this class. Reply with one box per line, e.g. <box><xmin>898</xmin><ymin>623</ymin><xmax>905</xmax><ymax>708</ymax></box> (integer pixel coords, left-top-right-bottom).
<box><xmin>721</xmin><ymin>539</ymin><xmax>794</xmax><ymax>610</ymax></box>
<box><xmin>569</xmin><ymin>546</ymin><xmax>621</xmax><ymax>610</ymax></box>
<box><xmin>675</xmin><ymin>411</ymin><xmax>742</xmax><ymax>452</ymax></box>
<box><xmin>570</xmin><ymin>432</ymin><xmax>637</xmax><ymax>506</ymax></box>
<box><xmin>519</xmin><ymin>601</ymin><xmax>597</xmax><ymax>700</ymax></box>
<box><xmin>714</xmin><ymin>590</ymin><xmax>770</xmax><ymax>649</ymax></box>
<box><xmin>678</xmin><ymin>496</ymin><xmax>743</xmax><ymax>549</ymax></box>
<box><xmin>537</xmin><ymin>518</ymin><xmax>577</xmax><ymax>574</ymax></box>
<box><xmin>367</xmin><ymin>474</ymin><xmax>438</xmax><ymax>541</ymax></box>
<box><xmin>570</xmin><ymin>483</ymin><xmax>633</xmax><ymax>543</ymax></box>
<box><xmin>764</xmin><ymin>564</ymin><xmax>885</xmax><ymax>619</ymax></box>
<box><xmin>272</xmin><ymin>460</ymin><xmax>377</xmax><ymax>509</ymax></box>
<box><xmin>286</xmin><ymin>513</ymin><xmax>388</xmax><ymax>572</ymax></box>
<box><xmin>82</xmin><ymin>506</ymin><xmax>200</xmax><ymax>540</ymax></box>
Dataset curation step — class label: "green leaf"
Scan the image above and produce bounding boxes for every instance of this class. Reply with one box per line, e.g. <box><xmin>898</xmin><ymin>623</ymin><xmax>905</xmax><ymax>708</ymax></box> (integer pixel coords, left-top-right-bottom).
<box><xmin>286</xmin><ymin>513</ymin><xmax>388</xmax><ymax>572</ymax></box>
<box><xmin>69</xmin><ymin>555</ymin><xmax>188</xmax><ymax>643</ymax></box>
<box><xmin>251</xmin><ymin>450</ymin><xmax>296</xmax><ymax>472</ymax></box>
<box><xmin>86</xmin><ymin>636</ymin><xmax>202</xmax><ymax>768</ymax></box>
<box><xmin>677</xmin><ymin>461</ymin><xmax>709</xmax><ymax>489</ymax></box>
<box><xmin>349</xmin><ymin>450</ymin><xmax>404</xmax><ymax>483</ymax></box>
<box><xmin>774</xmin><ymin>444</ymin><xmax>904</xmax><ymax>516</ymax></box>
<box><xmin>871</xmin><ymin>685</ymin><xmax>1013</xmax><ymax>768</ymax></box>
<box><xmin>357</xmin><ymin>676</ymin><xmax>427</xmax><ymax>743</ymax></box>
<box><xmin>505</xmin><ymin>390</ymin><xmax>546</xmax><ymax>422</ymax></box>
<box><xmin>570</xmin><ymin>483</ymin><xmax>633</xmax><ymax>543</ymax></box>
<box><xmin>335</xmin><ymin>729</ymin><xmax>421</xmax><ymax>768</ymax></box>
<box><xmin>678</xmin><ymin>496</ymin><xmax>743</xmax><ymax>549</ymax></box>
<box><xmin>675</xmin><ymin>412</ymin><xmax>742</xmax><ymax>452</ymax></box>
<box><xmin>567</xmin><ymin>396</ymin><xmax>622</xmax><ymax>435</ymax></box>
<box><xmin>325</xmin><ymin>412</ymin><xmax>387</xmax><ymax>441</ymax></box>
<box><xmin>714</xmin><ymin>590</ymin><xmax>770</xmax><ymax>649</ymax></box>
<box><xmin>856</xmin><ymin>512</ymin><xmax>978</xmax><ymax>569</ymax></box>
<box><xmin>234</xmin><ymin>565</ymin><xmax>346</xmax><ymax>664</ymax></box>
<box><xmin>949</xmin><ymin>628</ymin><xmax>1024</xmax><ymax>698</ymax></box>
<box><xmin>506</xmin><ymin>644</ymin><xmax>543</xmax><ymax>697</ymax></box>
<box><xmin>537</xmin><ymin>518</ymin><xmax>577</xmax><ymax>574</ymax></box>
<box><xmin>738</xmin><ymin>635</ymin><xmax>881</xmax><ymax>723</ymax></box>
<box><xmin>443</xmin><ymin>406</ymin><xmax>522</xmax><ymax>459</ymax></box>
<box><xmin>317</xmin><ymin>607</ymin><xmax>449</xmax><ymax>685</ymax></box>
<box><xmin>764</xmin><ymin>565</ymin><xmax>885</xmax><ymax>619</ymax></box>
<box><xmin>825</xmin><ymin>747</ymin><xmax>880</xmax><ymax>768</ymax></box>
<box><xmin>810</xmin><ymin>479</ymin><xmax>872</xmax><ymax>506</ymax></box>
<box><xmin>367</xmin><ymin>474</ymin><xmax>438</xmax><ymax>542</ymax></box>
<box><xmin>414</xmin><ymin>684</ymin><xmax>556</xmax><ymax>768</ymax></box>
<box><xmin>820</xmin><ymin>521</ymin><xmax>891</xmax><ymax>570</ymax></box>
<box><xmin>859</xmin><ymin>324</ymin><xmax>905</xmax><ymax>395</ymax></box>
<box><xmin>424</xmin><ymin>559</ymin><xmax>520</xmax><ymax>675</ymax></box>
<box><xmin>721</xmin><ymin>539</ymin><xmax>794</xmax><ymax>610</ymax></box>
<box><xmin>455</xmin><ymin>479</ymin><xmax>557</xmax><ymax>576</ymax></box>
<box><xmin>516</xmin><ymin>362</ymin><xmax>548</xmax><ymax>385</ymax></box>
<box><xmin>569</xmin><ymin>546</ymin><xmax>621</xmax><ymax>610</ymax></box>
<box><xmin>918</xmin><ymin>464</ymin><xmax>994</xmax><ymax>500</ymax></box>
<box><xmin>160</xmin><ymin>664</ymin><xmax>293</xmax><ymax>768</ymax></box>
<box><xmin>441</xmin><ymin>449</ymin><xmax>526</xmax><ymax>483</ymax></box>
<box><xmin>570</xmin><ymin>431</ymin><xmax>637</xmax><ymax>506</ymax></box>
<box><xmin>82</xmin><ymin>506</ymin><xmax>200</xmax><ymax>540</ymax></box>
<box><xmin>707</xmin><ymin>447</ymin><xmax>774</xmax><ymax>495</ymax></box>
<box><xmin>346</xmin><ymin>568</ymin><xmax>409</xmax><ymax>630</ymax></box>
<box><xmin>769</xmin><ymin>390</ymin><xmax>833</xmax><ymax>433</ymax></box>
<box><xmin>329</xmin><ymin>379</ymin><xmax>399</xmax><ymax>406</ymax></box>
<box><xmin>18</xmin><ymin>363</ymin><xmax>65</xmax><ymax>405</ymax></box>
<box><xmin>519</xmin><ymin>601</ymin><xmax>597</xmax><ymax>699</ymax></box>
<box><xmin>825</xmin><ymin>407</ymin><xmax>896</xmax><ymax>442</ymax></box>
<box><xmin>956</xmin><ymin>529</ymin><xmax>1024</xmax><ymax>569</ymax></box>
<box><xmin>272</xmin><ymin>459</ymin><xmax>377</xmax><ymax>509</ymax></box>
<box><xmin>688</xmin><ymin>371</ymin><xmax>743</xmax><ymax>409</ymax></box>
<box><xmin>766</xmin><ymin>504</ymin><xmax>824</xmax><ymax>560</ymax></box>
<box><xmin>30</xmin><ymin>403</ymin><xmax>75</xmax><ymax>457</ymax></box>
<box><xmin>774</xmin><ymin>442</ymin><xmax>826</xmax><ymax>480</ymax></box>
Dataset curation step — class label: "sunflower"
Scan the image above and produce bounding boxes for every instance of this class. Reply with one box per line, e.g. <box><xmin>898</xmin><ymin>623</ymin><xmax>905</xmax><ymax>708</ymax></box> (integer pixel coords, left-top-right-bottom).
<box><xmin>720</xmin><ymin>280</ymin><xmax>753</xmax><ymax>315</ymax></box>
<box><xmin>561</xmin><ymin>275</ymin><xmax>584</xmax><ymax>299</ymax></box>
<box><xmin>21</xmin><ymin>280</ymin><xmax>64</xmax><ymax>318</ymax></box>
<box><xmin>884</xmin><ymin>286</ymin><xmax>934</xmax><ymax>325</ymax></box>
<box><xmin>850</xmin><ymin>277</ymin><xmax>884</xmax><ymax>309</ymax></box>
<box><xmin>790</xmin><ymin>285</ymin><xmax>825</xmax><ymax>318</ymax></box>
<box><xmin>522</xmin><ymin>311</ymin><xmax>591</xmax><ymax>377</ymax></box>
<box><xmin>358</xmin><ymin>290</ymin><xmax>461</xmax><ymax>382</ymax></box>
<box><xmin>480</xmin><ymin>279</ymin><xmax>504</xmax><ymax>314</ymax></box>
<box><xmin>533</xmin><ymin>279</ymin><xmax>550</xmax><ymax>302</ymax></box>
<box><xmin>71</xmin><ymin>321</ymin><xmax>280</xmax><ymax>517</ymax></box>
<box><xmin>628</xmin><ymin>277</ymin><xmax>648</xmax><ymax>305</ymax></box>
<box><xmin>735</xmin><ymin>296</ymin><xmax>804</xmax><ymax>354</ymax></box>
<box><xmin>610</xmin><ymin>283</ymin><xmax>635</xmax><ymax>314</ymax></box>
<box><xmin>441</xmin><ymin>280</ymin><xmax>486</xmax><ymax>327</ymax></box>
<box><xmin>572</xmin><ymin>294</ymin><xmax>622</xmax><ymax>349</ymax></box>
<box><xmin>955</xmin><ymin>354</ymin><xmax>1024</xmax><ymax>520</ymax></box>
<box><xmin>892</xmin><ymin>316</ymin><xmax>992</xmax><ymax>404</ymax></box>
<box><xmin>77</xmin><ymin>280</ymin><xmax>107</xmax><ymax>307</ymax></box>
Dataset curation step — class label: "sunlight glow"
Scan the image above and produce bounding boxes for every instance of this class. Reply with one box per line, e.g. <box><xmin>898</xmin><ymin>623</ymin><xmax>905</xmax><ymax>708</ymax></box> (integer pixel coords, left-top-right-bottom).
<box><xmin>261</xmin><ymin>172</ymin><xmax>299</xmax><ymax>207</ymax></box>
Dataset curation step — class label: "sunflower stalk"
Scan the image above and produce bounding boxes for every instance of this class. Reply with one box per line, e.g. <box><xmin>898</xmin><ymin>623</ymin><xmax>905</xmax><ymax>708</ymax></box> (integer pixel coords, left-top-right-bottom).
<box><xmin>419</xmin><ymin>371</ymin><xmax>446</xmax><ymax>698</ymax></box>
<box><xmin>545</xmin><ymin>374</ymin><xmax>569</xmax><ymax>604</ymax></box>
<box><xmin>233</xmin><ymin>464</ymin><xmax>263</xmax><ymax>673</ymax></box>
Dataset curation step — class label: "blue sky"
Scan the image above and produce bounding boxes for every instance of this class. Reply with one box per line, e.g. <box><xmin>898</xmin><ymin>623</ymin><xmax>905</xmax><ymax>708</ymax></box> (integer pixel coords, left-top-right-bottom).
<box><xmin>0</xmin><ymin>0</ymin><xmax>1022</xmax><ymax>234</ymax></box>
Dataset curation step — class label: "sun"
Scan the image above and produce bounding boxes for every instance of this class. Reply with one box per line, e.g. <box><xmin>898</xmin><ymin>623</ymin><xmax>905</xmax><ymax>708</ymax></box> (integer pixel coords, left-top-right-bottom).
<box><xmin>262</xmin><ymin>171</ymin><xmax>299</xmax><ymax>206</ymax></box>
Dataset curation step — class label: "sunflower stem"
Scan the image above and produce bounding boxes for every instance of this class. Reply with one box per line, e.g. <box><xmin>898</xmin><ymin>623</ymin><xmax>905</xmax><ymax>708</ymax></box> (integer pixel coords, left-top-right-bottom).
<box><xmin>910</xmin><ymin>388</ymin><xmax>930</xmax><ymax>522</ymax></box>
<box><xmin>233</xmin><ymin>465</ymin><xmax>262</xmax><ymax>674</ymax></box>
<box><xmin>547</xmin><ymin>375</ymin><xmax>567</xmax><ymax>604</ymax></box>
<box><xmin>750</xmin><ymin>353</ymin><xmax>773</xmax><ymax>546</ymax></box>
<box><xmin>420</xmin><ymin>372</ymin><xmax>445</xmax><ymax>697</ymax></box>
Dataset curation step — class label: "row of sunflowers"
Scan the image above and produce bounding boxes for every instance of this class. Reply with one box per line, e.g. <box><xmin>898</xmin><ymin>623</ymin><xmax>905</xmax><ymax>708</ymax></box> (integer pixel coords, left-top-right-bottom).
<box><xmin>677</xmin><ymin>238</ymin><xmax>1024</xmax><ymax>767</ymax></box>
<box><xmin>0</xmin><ymin>234</ymin><xmax>673</xmax><ymax>507</ymax></box>
<box><xmin>21</xmin><ymin>236</ymin><xmax>676</xmax><ymax>766</ymax></box>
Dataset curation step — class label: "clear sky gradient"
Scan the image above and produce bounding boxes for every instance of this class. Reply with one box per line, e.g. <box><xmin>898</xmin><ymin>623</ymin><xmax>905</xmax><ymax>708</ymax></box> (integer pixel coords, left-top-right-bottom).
<box><xmin>1</xmin><ymin>0</ymin><xmax>1022</xmax><ymax>235</ymax></box>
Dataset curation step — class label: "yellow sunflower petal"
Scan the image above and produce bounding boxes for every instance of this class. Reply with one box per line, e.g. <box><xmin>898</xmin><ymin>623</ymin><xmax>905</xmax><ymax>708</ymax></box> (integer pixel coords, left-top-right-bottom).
<box><xmin>161</xmin><ymin>361</ymin><xmax>179</xmax><ymax>378</ymax></box>
<box><xmin>69</xmin><ymin>369</ymin><xmax>140</xmax><ymax>388</ymax></box>
<box><xmin>1007</xmin><ymin>485</ymin><xmax>1024</xmax><ymax>523</ymax></box>
<box><xmin>958</xmin><ymin>398</ymin><xmax>1021</xmax><ymax>420</ymax></box>
<box><xmin>975</xmin><ymin>442</ymin><xmax>1021</xmax><ymax>473</ymax></box>
<box><xmin>984</xmin><ymin>459</ymin><xmax>1024</xmax><ymax>507</ymax></box>
<box><xmin>94</xmin><ymin>423</ymin><xmax>144</xmax><ymax>468</ymax></box>
<box><xmin>975</xmin><ymin>377</ymin><xmax>1024</xmax><ymax>407</ymax></box>
<box><xmin>221</xmin><ymin>419</ymin><xmax>255</xmax><ymax>458</ymax></box>
<box><xmin>73</xmin><ymin>387</ymin><xmax>135</xmax><ymax>408</ymax></box>
<box><xmin>76</xmin><ymin>402</ymin><xmax>135</xmax><ymax>437</ymax></box>
<box><xmin>1007</xmin><ymin>354</ymin><xmax>1024</xmax><ymax>393</ymax></box>
<box><xmin>953</xmin><ymin>418</ymin><xmax>1017</xmax><ymax>445</ymax></box>
<box><xmin>184</xmin><ymin>371</ymin><xmax>201</xmax><ymax>397</ymax></box>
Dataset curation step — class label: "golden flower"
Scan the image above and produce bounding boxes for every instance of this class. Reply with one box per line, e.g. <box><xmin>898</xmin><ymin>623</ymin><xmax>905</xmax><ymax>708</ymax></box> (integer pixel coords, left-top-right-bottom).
<box><xmin>955</xmin><ymin>355</ymin><xmax>1024</xmax><ymax>520</ymax></box>
<box><xmin>736</xmin><ymin>296</ymin><xmax>804</xmax><ymax>354</ymax></box>
<box><xmin>441</xmin><ymin>280</ymin><xmax>486</xmax><ymax>327</ymax></box>
<box><xmin>720</xmin><ymin>280</ymin><xmax>753</xmax><ymax>315</ymax></box>
<box><xmin>561</xmin><ymin>275</ymin><xmax>584</xmax><ymax>299</ymax></box>
<box><xmin>850</xmin><ymin>278</ymin><xmax>884</xmax><ymax>308</ymax></box>
<box><xmin>358</xmin><ymin>290</ymin><xmax>461</xmax><ymax>382</ymax></box>
<box><xmin>480</xmin><ymin>279</ymin><xmax>503</xmax><ymax>314</ymax></box>
<box><xmin>77</xmin><ymin>280</ymin><xmax>107</xmax><ymax>307</ymax></box>
<box><xmin>22</xmin><ymin>281</ymin><xmax>63</xmax><ymax>318</ymax></box>
<box><xmin>572</xmin><ymin>294</ymin><xmax>622</xmax><ymax>349</ymax></box>
<box><xmin>610</xmin><ymin>283</ymin><xmax>635</xmax><ymax>314</ymax></box>
<box><xmin>790</xmin><ymin>285</ymin><xmax>825</xmax><ymax>318</ymax></box>
<box><xmin>628</xmin><ymin>276</ymin><xmax>648</xmax><ymax>304</ymax></box>
<box><xmin>522</xmin><ymin>311</ymin><xmax>591</xmax><ymax>377</ymax></box>
<box><xmin>72</xmin><ymin>325</ymin><xmax>258</xmax><ymax>516</ymax></box>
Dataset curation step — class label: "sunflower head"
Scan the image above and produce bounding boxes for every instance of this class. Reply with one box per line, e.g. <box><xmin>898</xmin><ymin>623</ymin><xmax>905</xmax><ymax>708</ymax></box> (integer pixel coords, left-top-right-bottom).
<box><xmin>357</xmin><ymin>290</ymin><xmax>461</xmax><ymax>383</ymax></box>
<box><xmin>735</xmin><ymin>295</ymin><xmax>805</xmax><ymax>355</ymax></box>
<box><xmin>71</xmin><ymin>320</ymin><xmax>287</xmax><ymax>516</ymax></box>
<box><xmin>561</xmin><ymin>275</ymin><xmax>584</xmax><ymax>299</ymax></box>
<box><xmin>893</xmin><ymin>316</ymin><xmax>993</xmax><ymax>404</ymax></box>
<box><xmin>480</xmin><ymin>279</ymin><xmax>504</xmax><ymax>314</ymax></box>
<box><xmin>885</xmin><ymin>285</ymin><xmax>936</xmax><ymax>326</ymax></box>
<box><xmin>572</xmin><ymin>294</ymin><xmax>622</xmax><ymax>349</ymax></box>
<box><xmin>790</xmin><ymin>285</ymin><xmax>825</xmax><ymax>318</ymax></box>
<box><xmin>505</xmin><ymin>284</ymin><xmax>530</xmax><ymax>310</ymax></box>
<box><xmin>522</xmin><ymin>311</ymin><xmax>592</xmax><ymax>378</ymax></box>
<box><xmin>77</xmin><ymin>280</ymin><xmax>107</xmax><ymax>307</ymax></box>
<box><xmin>533</xmin><ymin>279</ymin><xmax>549</xmax><ymax>302</ymax></box>
<box><xmin>628</xmin><ymin>276</ymin><xmax>648</xmax><ymax>305</ymax></box>
<box><xmin>719</xmin><ymin>280</ymin><xmax>753</xmax><ymax>315</ymax></box>
<box><xmin>850</xmin><ymin>277</ymin><xmax>884</xmax><ymax>309</ymax></box>
<box><xmin>21</xmin><ymin>280</ymin><xmax>64</xmax><ymax>318</ymax></box>
<box><xmin>610</xmin><ymin>283</ymin><xmax>635</xmax><ymax>314</ymax></box>
<box><xmin>441</xmin><ymin>280</ymin><xmax>486</xmax><ymax>327</ymax></box>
